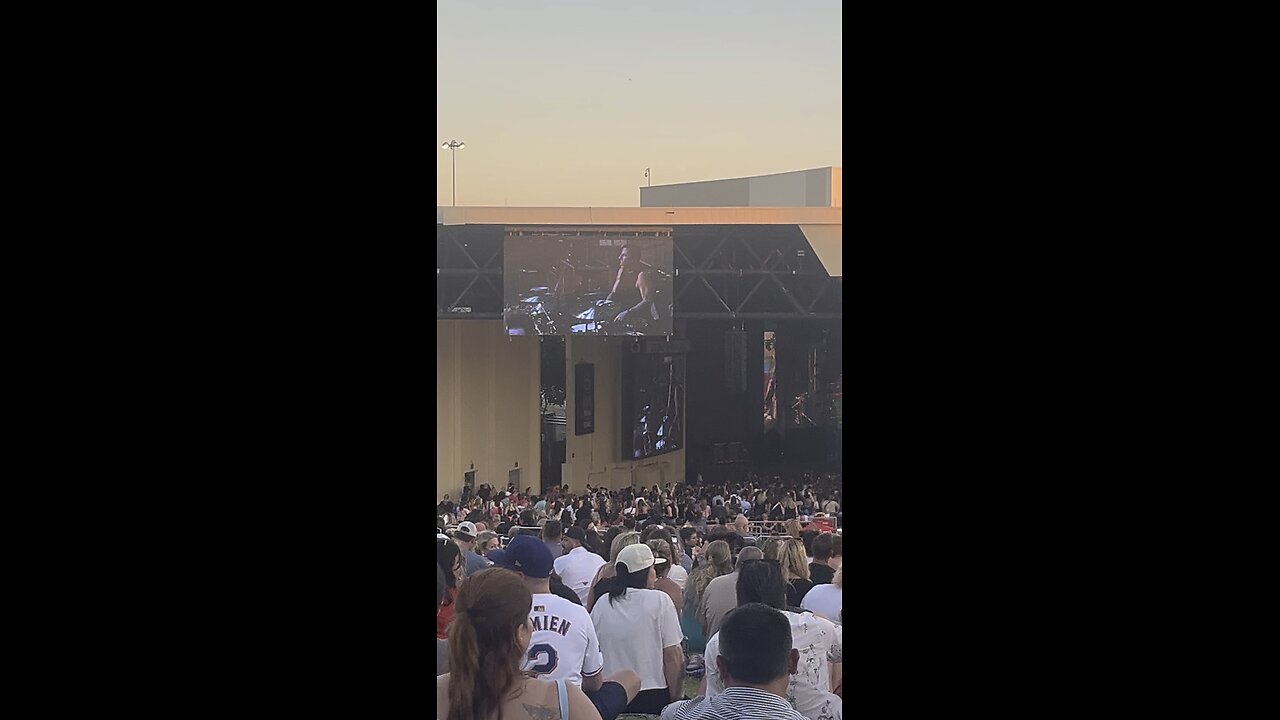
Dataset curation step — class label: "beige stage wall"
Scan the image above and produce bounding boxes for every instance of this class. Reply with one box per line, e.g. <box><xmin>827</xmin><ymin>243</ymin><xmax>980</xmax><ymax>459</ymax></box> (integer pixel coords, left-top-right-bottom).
<box><xmin>436</xmin><ymin>320</ymin><xmax>541</xmax><ymax>502</ymax></box>
<box><xmin>435</xmin><ymin>322</ymin><xmax>684</xmax><ymax>502</ymax></box>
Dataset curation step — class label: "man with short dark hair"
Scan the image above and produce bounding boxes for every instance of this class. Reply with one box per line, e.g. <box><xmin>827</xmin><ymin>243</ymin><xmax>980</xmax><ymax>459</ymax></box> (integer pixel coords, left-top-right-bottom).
<box><xmin>660</xmin><ymin>603</ymin><xmax>804</xmax><ymax>720</ymax></box>
<box><xmin>809</xmin><ymin>533</ymin><xmax>842</xmax><ymax>585</ymax></box>
<box><xmin>542</xmin><ymin>519</ymin><xmax>565</xmax><ymax>559</ymax></box>
<box><xmin>554</xmin><ymin>526</ymin><xmax>607</xmax><ymax>603</ymax></box>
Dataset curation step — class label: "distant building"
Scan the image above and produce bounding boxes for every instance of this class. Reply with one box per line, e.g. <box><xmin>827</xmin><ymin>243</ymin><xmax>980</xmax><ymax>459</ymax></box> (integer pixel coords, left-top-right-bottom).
<box><xmin>640</xmin><ymin>167</ymin><xmax>841</xmax><ymax>208</ymax></box>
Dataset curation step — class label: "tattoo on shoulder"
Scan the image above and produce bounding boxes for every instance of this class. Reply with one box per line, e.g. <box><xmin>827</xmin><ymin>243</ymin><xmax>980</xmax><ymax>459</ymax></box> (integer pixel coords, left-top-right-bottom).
<box><xmin>521</xmin><ymin>703</ymin><xmax>561</xmax><ymax>720</ymax></box>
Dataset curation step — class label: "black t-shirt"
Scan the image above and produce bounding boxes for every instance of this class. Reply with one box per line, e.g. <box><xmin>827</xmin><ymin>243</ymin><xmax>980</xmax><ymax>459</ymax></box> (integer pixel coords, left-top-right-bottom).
<box><xmin>786</xmin><ymin>579</ymin><xmax>814</xmax><ymax>608</ymax></box>
<box><xmin>809</xmin><ymin>563</ymin><xmax>835</xmax><ymax>585</ymax></box>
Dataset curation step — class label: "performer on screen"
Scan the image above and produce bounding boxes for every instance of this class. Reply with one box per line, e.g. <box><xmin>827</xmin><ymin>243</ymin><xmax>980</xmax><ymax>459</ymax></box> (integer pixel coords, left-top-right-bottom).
<box><xmin>608</xmin><ymin>245</ymin><xmax>661</xmax><ymax>326</ymax></box>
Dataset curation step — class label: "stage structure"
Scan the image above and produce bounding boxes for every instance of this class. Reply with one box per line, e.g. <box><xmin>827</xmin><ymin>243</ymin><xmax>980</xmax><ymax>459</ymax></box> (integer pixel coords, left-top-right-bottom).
<box><xmin>437</xmin><ymin>192</ymin><xmax>842</xmax><ymax>502</ymax></box>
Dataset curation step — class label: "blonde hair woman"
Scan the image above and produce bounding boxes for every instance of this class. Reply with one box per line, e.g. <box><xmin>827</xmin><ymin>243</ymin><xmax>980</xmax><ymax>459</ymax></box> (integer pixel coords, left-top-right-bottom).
<box><xmin>586</xmin><ymin>530</ymin><xmax>641</xmax><ymax>611</ymax></box>
<box><xmin>779</xmin><ymin>537</ymin><xmax>814</xmax><ymax>608</ymax></box>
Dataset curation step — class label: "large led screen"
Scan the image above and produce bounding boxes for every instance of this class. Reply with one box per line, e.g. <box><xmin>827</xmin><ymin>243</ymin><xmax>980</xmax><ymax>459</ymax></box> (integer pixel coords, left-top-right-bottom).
<box><xmin>504</xmin><ymin>230</ymin><xmax>674</xmax><ymax>336</ymax></box>
<box><xmin>621</xmin><ymin>352</ymin><xmax>685</xmax><ymax>459</ymax></box>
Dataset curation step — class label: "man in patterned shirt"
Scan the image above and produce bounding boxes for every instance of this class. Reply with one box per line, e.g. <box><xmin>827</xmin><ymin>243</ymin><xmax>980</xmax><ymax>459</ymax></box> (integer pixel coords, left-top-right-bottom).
<box><xmin>661</xmin><ymin>603</ymin><xmax>805</xmax><ymax>720</ymax></box>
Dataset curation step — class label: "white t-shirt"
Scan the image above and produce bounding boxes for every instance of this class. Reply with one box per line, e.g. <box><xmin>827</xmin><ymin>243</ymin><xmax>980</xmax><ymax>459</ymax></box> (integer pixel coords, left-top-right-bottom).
<box><xmin>590</xmin><ymin>587</ymin><xmax>683</xmax><ymax>692</ymax></box>
<box><xmin>521</xmin><ymin>592</ymin><xmax>603</xmax><ymax>686</ymax></box>
<box><xmin>667</xmin><ymin>563</ymin><xmax>688</xmax><ymax>591</ymax></box>
<box><xmin>704</xmin><ymin>610</ymin><xmax>842</xmax><ymax>720</ymax></box>
<box><xmin>554</xmin><ymin>546</ymin><xmax>607</xmax><ymax>604</ymax></box>
<box><xmin>801</xmin><ymin>584</ymin><xmax>842</xmax><ymax>625</ymax></box>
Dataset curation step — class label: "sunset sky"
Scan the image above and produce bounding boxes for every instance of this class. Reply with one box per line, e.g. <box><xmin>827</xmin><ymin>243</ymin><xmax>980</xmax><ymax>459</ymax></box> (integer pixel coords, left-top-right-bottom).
<box><xmin>437</xmin><ymin>0</ymin><xmax>842</xmax><ymax>207</ymax></box>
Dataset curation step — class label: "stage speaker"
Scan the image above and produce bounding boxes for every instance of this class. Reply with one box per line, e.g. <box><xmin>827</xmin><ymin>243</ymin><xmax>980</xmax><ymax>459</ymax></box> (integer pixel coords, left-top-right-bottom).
<box><xmin>724</xmin><ymin>331</ymin><xmax>747</xmax><ymax>393</ymax></box>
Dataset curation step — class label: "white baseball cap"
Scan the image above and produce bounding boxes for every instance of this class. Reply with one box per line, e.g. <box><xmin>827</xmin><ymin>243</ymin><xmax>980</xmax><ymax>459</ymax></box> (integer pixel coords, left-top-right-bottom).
<box><xmin>454</xmin><ymin>521</ymin><xmax>478</xmax><ymax>539</ymax></box>
<box><xmin>617</xmin><ymin>543</ymin><xmax>667</xmax><ymax>574</ymax></box>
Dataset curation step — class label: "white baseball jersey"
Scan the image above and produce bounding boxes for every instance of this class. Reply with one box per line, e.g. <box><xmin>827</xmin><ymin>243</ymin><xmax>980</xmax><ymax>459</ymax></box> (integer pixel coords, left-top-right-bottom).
<box><xmin>521</xmin><ymin>592</ymin><xmax>604</xmax><ymax>686</ymax></box>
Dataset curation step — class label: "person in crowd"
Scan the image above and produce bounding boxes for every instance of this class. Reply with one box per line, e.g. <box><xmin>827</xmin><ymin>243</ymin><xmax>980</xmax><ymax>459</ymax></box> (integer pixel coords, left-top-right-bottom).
<box><xmin>802</xmin><ymin>565</ymin><xmax>842</xmax><ymax>625</ymax></box>
<box><xmin>586</xmin><ymin>531</ymin><xmax>640</xmax><ymax>611</ymax></box>
<box><xmin>711</xmin><ymin>497</ymin><xmax>728</xmax><ymax>525</ymax></box>
<box><xmin>762</xmin><ymin>537</ymin><xmax>785</xmax><ymax>562</ymax></box>
<box><xmin>681</xmin><ymin>538</ymin><xmax>733</xmax><ymax>670</ymax></box>
<box><xmin>677</xmin><ymin>527</ymin><xmax>700</xmax><ymax>570</ymax></box>
<box><xmin>474</xmin><ymin>530</ymin><xmax>500</xmax><ymax>558</ymax></box>
<box><xmin>451</xmin><ymin>521</ymin><xmax>489</xmax><ymax>577</ymax></box>
<box><xmin>732</xmin><ymin>514</ymin><xmax>750</xmax><ymax>537</ymax></box>
<box><xmin>554</xmin><ymin>526</ymin><xmax>607</xmax><ymax>604</ymax></box>
<box><xmin>661</xmin><ymin>602</ymin><xmax>806</xmax><ymax>720</ymax></box>
<box><xmin>436</xmin><ymin>564</ymin><xmax>449</xmax><ymax>676</ymax></box>
<box><xmin>698</xmin><ymin>545</ymin><xmax>763</xmax><ymax>639</ymax></box>
<box><xmin>801</xmin><ymin>529</ymin><xmax>819</xmax><ymax>564</ymax></box>
<box><xmin>647</xmin><ymin>538</ymin><xmax>683</xmax><ymax>612</ymax></box>
<box><xmin>779</xmin><ymin>538</ymin><xmax>815</xmax><ymax>608</ymax></box>
<box><xmin>436</xmin><ymin>568</ymin><xmax>603</xmax><ymax>720</ymax></box>
<box><xmin>808</xmin><ymin>533</ymin><xmax>842</xmax><ymax>585</ymax></box>
<box><xmin>785</xmin><ymin>518</ymin><xmax>803</xmax><ymax>539</ymax></box>
<box><xmin>822</xmin><ymin>495</ymin><xmax>839</xmax><ymax>515</ymax></box>
<box><xmin>436</xmin><ymin>539</ymin><xmax>465</xmax><ymax>641</ymax></box>
<box><xmin>590</xmin><ymin>543</ymin><xmax>685</xmax><ymax>716</ymax></box>
<box><xmin>491</xmin><ymin>535</ymin><xmax>642</xmax><ymax>720</ymax></box>
<box><xmin>665</xmin><ymin>538</ymin><xmax>689</xmax><ymax>591</ymax></box>
<box><xmin>698</xmin><ymin>560</ymin><xmax>841</xmax><ymax>720</ymax></box>
<box><xmin>601</xmin><ymin>524</ymin><xmax>623</xmax><ymax>555</ymax></box>
<box><xmin>542</xmin><ymin>519</ymin><xmax>565</xmax><ymax>560</ymax></box>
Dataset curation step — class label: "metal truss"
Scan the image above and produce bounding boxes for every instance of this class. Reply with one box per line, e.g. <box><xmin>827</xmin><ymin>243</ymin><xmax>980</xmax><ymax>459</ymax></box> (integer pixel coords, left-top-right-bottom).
<box><xmin>670</xmin><ymin>225</ymin><xmax>841</xmax><ymax>320</ymax></box>
<box><xmin>437</xmin><ymin>224</ymin><xmax>840</xmax><ymax>320</ymax></box>
<box><xmin>437</xmin><ymin>226</ymin><xmax>504</xmax><ymax>318</ymax></box>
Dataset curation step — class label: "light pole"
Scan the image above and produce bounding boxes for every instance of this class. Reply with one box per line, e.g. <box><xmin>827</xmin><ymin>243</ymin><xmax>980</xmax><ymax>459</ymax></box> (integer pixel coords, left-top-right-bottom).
<box><xmin>441</xmin><ymin>140</ymin><xmax>465</xmax><ymax>206</ymax></box>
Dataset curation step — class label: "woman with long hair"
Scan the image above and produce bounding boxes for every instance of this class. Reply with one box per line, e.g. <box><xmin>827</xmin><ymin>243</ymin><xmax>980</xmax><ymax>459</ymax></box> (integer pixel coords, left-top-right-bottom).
<box><xmin>436</xmin><ymin>568</ymin><xmax>602</xmax><ymax>720</ymax></box>
<box><xmin>779</xmin><ymin>538</ymin><xmax>814</xmax><ymax>608</ymax></box>
<box><xmin>589</xmin><ymin>544</ymin><xmax>684</xmax><ymax>716</ymax></box>
<box><xmin>585</xmin><ymin>531</ymin><xmax>640</xmax><ymax>612</ymax></box>
<box><xmin>680</xmin><ymin>539</ymin><xmax>732</xmax><ymax>654</ymax></box>
<box><xmin>646</xmin><ymin>538</ymin><xmax>683</xmax><ymax>612</ymax></box>
<box><xmin>436</xmin><ymin>539</ymin><xmax>464</xmax><ymax>640</ymax></box>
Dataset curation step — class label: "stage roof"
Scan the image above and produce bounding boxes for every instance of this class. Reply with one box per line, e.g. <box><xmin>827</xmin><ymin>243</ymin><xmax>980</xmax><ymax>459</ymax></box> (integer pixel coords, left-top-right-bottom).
<box><xmin>437</xmin><ymin>206</ymin><xmax>842</xmax><ymax>277</ymax></box>
<box><xmin>437</xmin><ymin>205</ymin><xmax>840</xmax><ymax>226</ymax></box>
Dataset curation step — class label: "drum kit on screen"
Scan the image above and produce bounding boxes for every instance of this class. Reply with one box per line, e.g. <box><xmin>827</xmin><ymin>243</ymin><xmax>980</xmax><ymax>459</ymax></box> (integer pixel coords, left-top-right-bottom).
<box><xmin>511</xmin><ymin>287</ymin><xmax>656</xmax><ymax>336</ymax></box>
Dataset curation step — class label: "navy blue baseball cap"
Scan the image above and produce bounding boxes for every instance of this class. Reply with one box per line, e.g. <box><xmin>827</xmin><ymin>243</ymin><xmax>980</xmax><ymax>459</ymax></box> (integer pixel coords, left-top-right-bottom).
<box><xmin>491</xmin><ymin>535</ymin><xmax>553</xmax><ymax>578</ymax></box>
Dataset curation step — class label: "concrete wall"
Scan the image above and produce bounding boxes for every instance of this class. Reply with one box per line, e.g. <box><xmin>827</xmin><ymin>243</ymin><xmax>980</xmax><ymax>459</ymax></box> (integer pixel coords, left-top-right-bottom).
<box><xmin>563</xmin><ymin>336</ymin><xmax>685</xmax><ymax>492</ymax></box>
<box><xmin>437</xmin><ymin>320</ymin><xmax>541</xmax><ymax>501</ymax></box>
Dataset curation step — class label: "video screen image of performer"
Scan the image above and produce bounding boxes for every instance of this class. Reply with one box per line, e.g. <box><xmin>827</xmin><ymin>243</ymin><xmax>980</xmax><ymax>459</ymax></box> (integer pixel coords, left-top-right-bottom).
<box><xmin>629</xmin><ymin>354</ymin><xmax>684</xmax><ymax>459</ymax></box>
<box><xmin>503</xmin><ymin>233</ymin><xmax>673</xmax><ymax>336</ymax></box>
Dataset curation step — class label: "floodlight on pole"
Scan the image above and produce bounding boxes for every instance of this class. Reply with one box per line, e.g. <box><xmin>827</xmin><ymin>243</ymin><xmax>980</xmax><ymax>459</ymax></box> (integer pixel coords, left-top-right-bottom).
<box><xmin>441</xmin><ymin>140</ymin><xmax>465</xmax><ymax>206</ymax></box>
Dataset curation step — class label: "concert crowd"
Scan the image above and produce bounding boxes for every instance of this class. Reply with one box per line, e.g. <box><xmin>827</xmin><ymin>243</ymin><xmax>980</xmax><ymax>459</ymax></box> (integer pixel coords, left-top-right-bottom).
<box><xmin>436</xmin><ymin>470</ymin><xmax>843</xmax><ymax>720</ymax></box>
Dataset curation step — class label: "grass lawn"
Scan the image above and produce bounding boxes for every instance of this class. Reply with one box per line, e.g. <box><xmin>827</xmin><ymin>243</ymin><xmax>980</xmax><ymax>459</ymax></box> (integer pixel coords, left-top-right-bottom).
<box><xmin>615</xmin><ymin>676</ymin><xmax>702</xmax><ymax>719</ymax></box>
